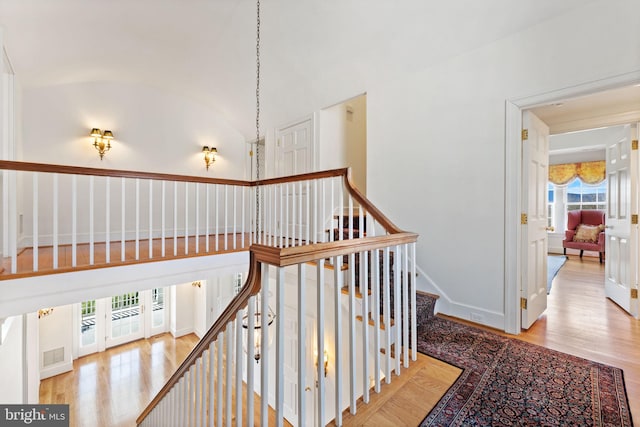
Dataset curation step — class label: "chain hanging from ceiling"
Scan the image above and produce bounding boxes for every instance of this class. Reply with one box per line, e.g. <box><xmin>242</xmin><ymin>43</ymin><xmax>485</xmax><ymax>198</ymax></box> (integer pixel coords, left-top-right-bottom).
<box><xmin>254</xmin><ymin>0</ymin><xmax>261</xmax><ymax>240</ymax></box>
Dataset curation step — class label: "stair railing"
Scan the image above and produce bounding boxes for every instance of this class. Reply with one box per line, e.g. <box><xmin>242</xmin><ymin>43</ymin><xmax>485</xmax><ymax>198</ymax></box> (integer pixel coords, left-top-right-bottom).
<box><xmin>1</xmin><ymin>162</ymin><xmax>388</xmax><ymax>279</ymax></box>
<box><xmin>137</xmin><ymin>168</ymin><xmax>418</xmax><ymax>427</ymax></box>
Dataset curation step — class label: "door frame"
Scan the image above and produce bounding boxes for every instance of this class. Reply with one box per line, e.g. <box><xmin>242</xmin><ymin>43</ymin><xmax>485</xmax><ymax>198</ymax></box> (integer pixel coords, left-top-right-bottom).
<box><xmin>504</xmin><ymin>70</ymin><xmax>640</xmax><ymax>334</ymax></box>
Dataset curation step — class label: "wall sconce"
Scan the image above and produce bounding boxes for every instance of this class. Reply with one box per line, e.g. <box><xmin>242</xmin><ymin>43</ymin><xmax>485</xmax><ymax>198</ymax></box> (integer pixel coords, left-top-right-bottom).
<box><xmin>38</xmin><ymin>308</ymin><xmax>54</xmax><ymax>318</ymax></box>
<box><xmin>202</xmin><ymin>146</ymin><xmax>217</xmax><ymax>170</ymax></box>
<box><xmin>316</xmin><ymin>350</ymin><xmax>329</xmax><ymax>377</ymax></box>
<box><xmin>90</xmin><ymin>128</ymin><xmax>114</xmax><ymax>160</ymax></box>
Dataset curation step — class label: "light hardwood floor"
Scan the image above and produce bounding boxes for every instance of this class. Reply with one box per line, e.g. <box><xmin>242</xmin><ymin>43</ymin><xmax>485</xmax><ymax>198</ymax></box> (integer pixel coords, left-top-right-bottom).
<box><xmin>39</xmin><ymin>254</ymin><xmax>639</xmax><ymax>426</ymax></box>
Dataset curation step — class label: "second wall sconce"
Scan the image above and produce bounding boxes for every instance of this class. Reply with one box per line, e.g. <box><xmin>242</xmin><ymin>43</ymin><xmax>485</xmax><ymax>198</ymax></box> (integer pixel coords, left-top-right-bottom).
<box><xmin>90</xmin><ymin>128</ymin><xmax>114</xmax><ymax>160</ymax></box>
<box><xmin>202</xmin><ymin>146</ymin><xmax>217</xmax><ymax>170</ymax></box>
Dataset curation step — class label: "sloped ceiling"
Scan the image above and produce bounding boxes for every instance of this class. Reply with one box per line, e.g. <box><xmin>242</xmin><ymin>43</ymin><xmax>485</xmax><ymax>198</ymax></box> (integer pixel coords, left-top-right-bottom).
<box><xmin>0</xmin><ymin>0</ymin><xmax>592</xmax><ymax>138</ymax></box>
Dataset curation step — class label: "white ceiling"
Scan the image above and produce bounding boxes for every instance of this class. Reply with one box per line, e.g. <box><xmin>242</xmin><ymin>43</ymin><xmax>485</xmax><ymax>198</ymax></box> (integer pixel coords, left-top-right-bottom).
<box><xmin>0</xmin><ymin>0</ymin><xmax>595</xmax><ymax>138</ymax></box>
<box><xmin>530</xmin><ymin>84</ymin><xmax>640</xmax><ymax>134</ymax></box>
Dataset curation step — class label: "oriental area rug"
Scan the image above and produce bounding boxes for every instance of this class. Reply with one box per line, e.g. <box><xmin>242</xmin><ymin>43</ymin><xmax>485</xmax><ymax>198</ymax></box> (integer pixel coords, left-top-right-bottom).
<box><xmin>417</xmin><ymin>317</ymin><xmax>633</xmax><ymax>426</ymax></box>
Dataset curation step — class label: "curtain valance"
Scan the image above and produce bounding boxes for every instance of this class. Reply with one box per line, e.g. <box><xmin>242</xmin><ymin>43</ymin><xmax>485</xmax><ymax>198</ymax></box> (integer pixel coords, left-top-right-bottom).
<box><xmin>548</xmin><ymin>160</ymin><xmax>606</xmax><ymax>185</ymax></box>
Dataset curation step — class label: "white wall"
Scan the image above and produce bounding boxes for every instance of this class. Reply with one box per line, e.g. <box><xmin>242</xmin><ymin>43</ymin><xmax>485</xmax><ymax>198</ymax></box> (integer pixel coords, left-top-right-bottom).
<box><xmin>319</xmin><ymin>95</ymin><xmax>367</xmax><ymax>193</ymax></box>
<box><xmin>171</xmin><ymin>282</ymin><xmax>195</xmax><ymax>338</ymax></box>
<box><xmin>365</xmin><ymin>0</ymin><xmax>640</xmax><ymax>328</ymax></box>
<box><xmin>39</xmin><ymin>304</ymin><xmax>74</xmax><ymax>379</ymax></box>
<box><xmin>15</xmin><ymin>81</ymin><xmax>249</xmax><ymax>248</ymax></box>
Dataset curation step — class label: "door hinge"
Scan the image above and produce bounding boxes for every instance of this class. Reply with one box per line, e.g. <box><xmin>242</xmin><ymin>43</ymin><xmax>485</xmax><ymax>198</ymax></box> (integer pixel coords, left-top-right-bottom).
<box><xmin>520</xmin><ymin>297</ymin><xmax>527</xmax><ymax>309</ymax></box>
<box><xmin>632</xmin><ymin>288</ymin><xmax>638</xmax><ymax>299</ymax></box>
<box><xmin>277</xmin><ymin>138</ymin><xmax>281</xmax><ymax>147</ymax></box>
<box><xmin>632</xmin><ymin>140</ymin><xmax>638</xmax><ymax>150</ymax></box>
<box><xmin>521</xmin><ymin>213</ymin><xmax>528</xmax><ymax>225</ymax></box>
<box><xmin>521</xmin><ymin>129</ymin><xmax>529</xmax><ymax>141</ymax></box>
<box><xmin>632</xmin><ymin>214</ymin><xmax>638</xmax><ymax>225</ymax></box>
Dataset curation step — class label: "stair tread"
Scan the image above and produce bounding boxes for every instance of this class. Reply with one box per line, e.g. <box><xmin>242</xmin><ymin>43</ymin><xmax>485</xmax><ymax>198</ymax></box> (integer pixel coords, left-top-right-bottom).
<box><xmin>341</xmin><ymin>286</ymin><xmax>371</xmax><ymax>298</ymax></box>
<box><xmin>306</xmin><ymin>260</ymin><xmax>349</xmax><ymax>271</ymax></box>
<box><xmin>355</xmin><ymin>314</ymin><xmax>394</xmax><ymax>330</ymax></box>
<box><xmin>416</xmin><ymin>290</ymin><xmax>440</xmax><ymax>300</ymax></box>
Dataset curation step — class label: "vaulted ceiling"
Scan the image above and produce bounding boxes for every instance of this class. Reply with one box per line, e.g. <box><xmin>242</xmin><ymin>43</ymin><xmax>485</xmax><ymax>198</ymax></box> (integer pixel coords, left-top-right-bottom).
<box><xmin>0</xmin><ymin>0</ymin><xmax>593</xmax><ymax>138</ymax></box>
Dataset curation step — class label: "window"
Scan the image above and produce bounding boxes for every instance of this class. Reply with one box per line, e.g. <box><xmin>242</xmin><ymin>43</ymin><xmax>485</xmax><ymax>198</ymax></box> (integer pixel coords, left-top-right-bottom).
<box><xmin>566</xmin><ymin>178</ymin><xmax>607</xmax><ymax>211</ymax></box>
<box><xmin>80</xmin><ymin>300</ymin><xmax>97</xmax><ymax>347</ymax></box>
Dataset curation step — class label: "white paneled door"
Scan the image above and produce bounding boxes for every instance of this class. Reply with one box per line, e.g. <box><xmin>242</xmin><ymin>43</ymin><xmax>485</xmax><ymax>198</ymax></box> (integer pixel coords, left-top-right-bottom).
<box><xmin>521</xmin><ymin>111</ymin><xmax>549</xmax><ymax>329</ymax></box>
<box><xmin>276</xmin><ymin>118</ymin><xmax>314</xmax><ymax>244</ymax></box>
<box><xmin>604</xmin><ymin>124</ymin><xmax>639</xmax><ymax>318</ymax></box>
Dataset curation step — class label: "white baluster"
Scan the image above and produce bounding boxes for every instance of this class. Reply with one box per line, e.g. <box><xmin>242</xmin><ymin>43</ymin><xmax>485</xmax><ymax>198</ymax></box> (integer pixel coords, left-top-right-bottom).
<box><xmin>149</xmin><ymin>180</ymin><xmax>153</xmax><ymax>259</ymax></box>
<box><xmin>348</xmin><ymin>250</ymin><xmax>357</xmax><ymax>413</ymax></box>
<box><xmin>194</xmin><ymin>358</ymin><xmax>200</xmax><ymax>427</ymax></box>
<box><xmin>329</xmin><ymin>179</ymin><xmax>334</xmax><ymax>244</ymax></box>
<box><xmin>276</xmin><ymin>266</ymin><xmax>284</xmax><ymax>427</ymax></box>
<box><xmin>240</xmin><ymin>187</ymin><xmax>242</xmax><ymax>248</ymax></box>
<box><xmin>216</xmin><ymin>336</ymin><xmax>223</xmax><ymax>427</ymax></box>
<box><xmin>195</xmin><ymin>183</ymin><xmax>200</xmax><ymax>254</ymax></box>
<box><xmin>88</xmin><ymin>176</ymin><xmax>93</xmax><ymax>265</ymax></box>
<box><xmin>373</xmin><ymin>248</ymin><xmax>381</xmax><ymax>393</ymax></box>
<box><xmin>105</xmin><ymin>177</ymin><xmax>110</xmax><ymax>264</ymax></box>
<box><xmin>208</xmin><ymin>341</ymin><xmax>215</xmax><ymax>426</ymax></box>
<box><xmin>224</xmin><ymin>185</ymin><xmax>228</xmax><ymax>251</ymax></box>
<box><xmin>260</xmin><ymin>264</ymin><xmax>269</xmax><ymax>427</ymax></box>
<box><xmin>361</xmin><ymin>250</ymin><xmax>369</xmax><ymax>404</ymax></box>
<box><xmin>184</xmin><ymin>182</ymin><xmax>189</xmax><ymax>255</ymax></box>
<box><xmin>72</xmin><ymin>175</ymin><xmax>77</xmax><ymax>267</ymax></box>
<box><xmin>279</xmin><ymin>185</ymin><xmax>284</xmax><ymax>247</ymax></box>
<box><xmin>205</xmin><ymin>185</ymin><xmax>210</xmax><ymax>253</ymax></box>
<box><xmin>306</xmin><ymin>180</ymin><xmax>310</xmax><ymax>245</ymax></box>
<box><xmin>225</xmin><ymin>324</ymin><xmax>232</xmax><ymax>427</ymax></box>
<box><xmin>235</xmin><ymin>312</ymin><xmax>243</xmax><ymax>427</ymax></box>
<box><xmin>136</xmin><ymin>178</ymin><xmax>140</xmax><ymax>260</ymax></box>
<box><xmin>232</xmin><ymin>186</ymin><xmax>237</xmax><ymax>250</ymax></box>
<box><xmin>403</xmin><ymin>244</ymin><xmax>409</xmax><ymax>368</ymax></box>
<box><xmin>291</xmin><ymin>182</ymin><xmax>296</xmax><ymax>247</ymax></box>
<box><xmin>333</xmin><ymin>254</ymin><xmax>343</xmax><ymax>426</ymax></box>
<box><xmin>317</xmin><ymin>259</ymin><xmax>326</xmax><ymax>426</ymax></box>
<box><xmin>247</xmin><ymin>296</ymin><xmax>256</xmax><ymax>427</ymax></box>
<box><xmin>122</xmin><ymin>178</ymin><xmax>126</xmax><ymax>262</ymax></box>
<box><xmin>297</xmin><ymin>264</ymin><xmax>306</xmax><ymax>426</ymax></box>
<box><xmin>383</xmin><ymin>247</ymin><xmax>391</xmax><ymax>383</ymax></box>
<box><xmin>32</xmin><ymin>173</ymin><xmax>38</xmax><ymax>272</ymax></box>
<box><xmin>297</xmin><ymin>181</ymin><xmax>302</xmax><ymax>246</ymax></box>
<box><xmin>161</xmin><ymin>181</ymin><xmax>165</xmax><ymax>258</ymax></box>
<box><xmin>394</xmin><ymin>245</ymin><xmax>401</xmax><ymax>375</ymax></box>
<box><xmin>215</xmin><ymin>185</ymin><xmax>219</xmax><ymax>252</ymax></box>
<box><xmin>53</xmin><ymin>173</ymin><xmax>58</xmax><ymax>269</ymax></box>
<box><xmin>411</xmin><ymin>242</ymin><xmax>417</xmax><ymax>361</ymax></box>
<box><xmin>173</xmin><ymin>181</ymin><xmax>178</xmax><ymax>256</ymax></box>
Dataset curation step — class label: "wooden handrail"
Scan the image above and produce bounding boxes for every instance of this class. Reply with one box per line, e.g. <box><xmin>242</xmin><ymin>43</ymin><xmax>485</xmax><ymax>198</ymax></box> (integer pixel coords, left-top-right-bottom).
<box><xmin>252</xmin><ymin>233</ymin><xmax>418</xmax><ymax>267</ymax></box>
<box><xmin>343</xmin><ymin>168</ymin><xmax>402</xmax><ymax>234</ymax></box>
<box><xmin>136</xmin><ymin>250</ymin><xmax>263</xmax><ymax>425</ymax></box>
<box><xmin>0</xmin><ymin>160</ymin><xmax>347</xmax><ymax>187</ymax></box>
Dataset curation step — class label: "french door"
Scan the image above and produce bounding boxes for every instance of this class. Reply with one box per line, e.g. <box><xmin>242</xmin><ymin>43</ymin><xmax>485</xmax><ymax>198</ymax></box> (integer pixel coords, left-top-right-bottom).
<box><xmin>78</xmin><ymin>287</ymin><xmax>168</xmax><ymax>356</ymax></box>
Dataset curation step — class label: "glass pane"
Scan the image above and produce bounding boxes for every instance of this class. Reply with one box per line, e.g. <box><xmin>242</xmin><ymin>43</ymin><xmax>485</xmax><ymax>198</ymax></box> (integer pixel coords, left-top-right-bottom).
<box><xmin>111</xmin><ymin>292</ymin><xmax>141</xmax><ymax>339</ymax></box>
<box><xmin>152</xmin><ymin>288</ymin><xmax>165</xmax><ymax>329</ymax></box>
<box><xmin>81</xmin><ymin>300</ymin><xmax>97</xmax><ymax>347</ymax></box>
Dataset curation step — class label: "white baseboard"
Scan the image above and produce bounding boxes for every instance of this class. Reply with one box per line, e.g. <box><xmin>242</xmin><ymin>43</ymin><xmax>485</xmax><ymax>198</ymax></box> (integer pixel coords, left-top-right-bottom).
<box><xmin>40</xmin><ymin>361</ymin><xmax>73</xmax><ymax>380</ymax></box>
<box><xmin>171</xmin><ymin>327</ymin><xmax>194</xmax><ymax>338</ymax></box>
<box><xmin>414</xmin><ymin>264</ymin><xmax>505</xmax><ymax>331</ymax></box>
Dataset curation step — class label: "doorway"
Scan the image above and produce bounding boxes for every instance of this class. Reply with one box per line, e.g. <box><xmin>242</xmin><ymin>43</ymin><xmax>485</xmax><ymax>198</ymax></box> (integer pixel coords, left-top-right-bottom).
<box><xmin>78</xmin><ymin>287</ymin><xmax>169</xmax><ymax>356</ymax></box>
<box><xmin>505</xmin><ymin>76</ymin><xmax>640</xmax><ymax>334</ymax></box>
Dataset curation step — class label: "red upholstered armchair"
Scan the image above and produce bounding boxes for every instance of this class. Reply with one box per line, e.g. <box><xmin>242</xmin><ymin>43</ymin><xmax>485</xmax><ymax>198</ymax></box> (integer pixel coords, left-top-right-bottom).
<box><xmin>562</xmin><ymin>210</ymin><xmax>606</xmax><ymax>263</ymax></box>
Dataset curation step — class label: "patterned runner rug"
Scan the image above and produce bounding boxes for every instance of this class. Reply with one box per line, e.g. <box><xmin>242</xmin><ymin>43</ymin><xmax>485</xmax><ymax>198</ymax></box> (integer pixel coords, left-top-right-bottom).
<box><xmin>417</xmin><ymin>317</ymin><xmax>633</xmax><ymax>426</ymax></box>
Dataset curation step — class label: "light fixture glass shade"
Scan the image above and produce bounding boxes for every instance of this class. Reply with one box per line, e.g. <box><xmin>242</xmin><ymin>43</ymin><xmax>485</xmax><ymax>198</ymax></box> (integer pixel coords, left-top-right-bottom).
<box><xmin>202</xmin><ymin>145</ymin><xmax>210</xmax><ymax>152</ymax></box>
<box><xmin>90</xmin><ymin>128</ymin><xmax>102</xmax><ymax>137</ymax></box>
<box><xmin>102</xmin><ymin>130</ymin><xmax>114</xmax><ymax>139</ymax></box>
<box><xmin>242</xmin><ymin>299</ymin><xmax>275</xmax><ymax>362</ymax></box>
